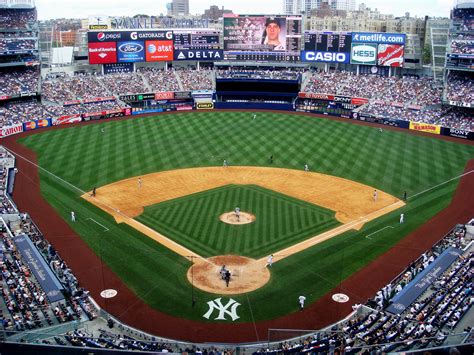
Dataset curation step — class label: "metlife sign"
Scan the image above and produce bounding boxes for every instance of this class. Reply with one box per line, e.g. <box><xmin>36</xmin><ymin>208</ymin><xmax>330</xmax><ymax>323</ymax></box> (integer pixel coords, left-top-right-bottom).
<box><xmin>350</xmin><ymin>43</ymin><xmax>377</xmax><ymax>65</ymax></box>
<box><xmin>173</xmin><ymin>49</ymin><xmax>223</xmax><ymax>61</ymax></box>
<box><xmin>352</xmin><ymin>32</ymin><xmax>406</xmax><ymax>45</ymax></box>
<box><xmin>301</xmin><ymin>51</ymin><xmax>350</xmax><ymax>63</ymax></box>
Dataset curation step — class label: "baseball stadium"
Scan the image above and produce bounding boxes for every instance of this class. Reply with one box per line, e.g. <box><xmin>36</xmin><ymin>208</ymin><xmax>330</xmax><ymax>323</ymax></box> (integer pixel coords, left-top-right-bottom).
<box><xmin>0</xmin><ymin>0</ymin><xmax>474</xmax><ymax>354</ymax></box>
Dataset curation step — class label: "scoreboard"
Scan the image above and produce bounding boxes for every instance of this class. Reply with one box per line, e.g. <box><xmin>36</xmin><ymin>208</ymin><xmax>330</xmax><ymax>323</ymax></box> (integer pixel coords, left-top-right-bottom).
<box><xmin>173</xmin><ymin>30</ymin><xmax>220</xmax><ymax>50</ymax></box>
<box><xmin>304</xmin><ymin>32</ymin><xmax>352</xmax><ymax>53</ymax></box>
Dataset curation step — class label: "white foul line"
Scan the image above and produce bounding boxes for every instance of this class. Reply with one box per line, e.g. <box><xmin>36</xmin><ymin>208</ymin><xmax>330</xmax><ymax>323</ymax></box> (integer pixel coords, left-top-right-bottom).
<box><xmin>86</xmin><ymin>218</ymin><xmax>109</xmax><ymax>232</ymax></box>
<box><xmin>364</xmin><ymin>226</ymin><xmax>394</xmax><ymax>240</ymax></box>
<box><xmin>409</xmin><ymin>169</ymin><xmax>473</xmax><ymax>200</ymax></box>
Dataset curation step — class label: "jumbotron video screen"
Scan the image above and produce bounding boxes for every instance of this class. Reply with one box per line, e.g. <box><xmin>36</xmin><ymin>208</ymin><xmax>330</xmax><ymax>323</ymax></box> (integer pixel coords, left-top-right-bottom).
<box><xmin>223</xmin><ymin>14</ymin><xmax>302</xmax><ymax>62</ymax></box>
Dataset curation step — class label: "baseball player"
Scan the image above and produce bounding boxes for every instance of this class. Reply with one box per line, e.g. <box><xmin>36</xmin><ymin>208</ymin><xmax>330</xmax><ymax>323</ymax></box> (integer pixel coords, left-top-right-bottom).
<box><xmin>235</xmin><ymin>207</ymin><xmax>240</xmax><ymax>220</ymax></box>
<box><xmin>298</xmin><ymin>295</ymin><xmax>306</xmax><ymax>310</ymax></box>
<box><xmin>400</xmin><ymin>213</ymin><xmax>404</xmax><ymax>224</ymax></box>
<box><xmin>304</xmin><ymin>164</ymin><xmax>309</xmax><ymax>172</ymax></box>
<box><xmin>223</xmin><ymin>159</ymin><xmax>228</xmax><ymax>167</ymax></box>
<box><xmin>138</xmin><ymin>177</ymin><xmax>142</xmax><ymax>189</ymax></box>
<box><xmin>266</xmin><ymin>254</ymin><xmax>273</xmax><ymax>268</ymax></box>
<box><xmin>91</xmin><ymin>187</ymin><xmax>96</xmax><ymax>197</ymax></box>
<box><xmin>373</xmin><ymin>190</ymin><xmax>378</xmax><ymax>202</ymax></box>
<box><xmin>71</xmin><ymin>211</ymin><xmax>76</xmax><ymax>222</ymax></box>
<box><xmin>224</xmin><ymin>270</ymin><xmax>231</xmax><ymax>287</ymax></box>
<box><xmin>253</xmin><ymin>114</ymin><xmax>257</xmax><ymax>120</ymax></box>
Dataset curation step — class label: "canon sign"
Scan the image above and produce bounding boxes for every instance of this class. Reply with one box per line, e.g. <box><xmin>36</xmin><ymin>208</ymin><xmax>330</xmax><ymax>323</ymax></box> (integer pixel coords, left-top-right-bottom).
<box><xmin>301</xmin><ymin>51</ymin><xmax>349</xmax><ymax>63</ymax></box>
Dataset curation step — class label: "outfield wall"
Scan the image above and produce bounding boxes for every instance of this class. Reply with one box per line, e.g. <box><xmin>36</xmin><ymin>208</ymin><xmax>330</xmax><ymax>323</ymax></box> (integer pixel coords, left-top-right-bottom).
<box><xmin>1</xmin><ymin>102</ymin><xmax>473</xmax><ymax>141</ymax></box>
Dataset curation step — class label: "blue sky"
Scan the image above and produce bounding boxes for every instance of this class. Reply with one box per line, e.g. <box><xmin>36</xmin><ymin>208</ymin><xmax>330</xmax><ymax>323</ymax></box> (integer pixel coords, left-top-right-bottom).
<box><xmin>35</xmin><ymin>0</ymin><xmax>454</xmax><ymax>20</ymax></box>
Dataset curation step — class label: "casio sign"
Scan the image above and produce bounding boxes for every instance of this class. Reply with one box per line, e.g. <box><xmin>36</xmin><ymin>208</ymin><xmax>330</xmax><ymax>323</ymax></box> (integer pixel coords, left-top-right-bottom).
<box><xmin>119</xmin><ymin>43</ymin><xmax>143</xmax><ymax>53</ymax></box>
<box><xmin>352</xmin><ymin>45</ymin><xmax>376</xmax><ymax>62</ymax></box>
<box><xmin>303</xmin><ymin>51</ymin><xmax>348</xmax><ymax>63</ymax></box>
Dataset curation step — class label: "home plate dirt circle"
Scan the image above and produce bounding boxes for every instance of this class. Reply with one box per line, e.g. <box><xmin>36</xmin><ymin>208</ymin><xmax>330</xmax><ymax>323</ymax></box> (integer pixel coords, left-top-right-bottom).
<box><xmin>187</xmin><ymin>255</ymin><xmax>270</xmax><ymax>295</ymax></box>
<box><xmin>219</xmin><ymin>211</ymin><xmax>256</xmax><ymax>225</ymax></box>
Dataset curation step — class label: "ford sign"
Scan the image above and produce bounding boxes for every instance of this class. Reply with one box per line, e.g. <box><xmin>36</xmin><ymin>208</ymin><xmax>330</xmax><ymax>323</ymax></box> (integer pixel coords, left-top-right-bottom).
<box><xmin>119</xmin><ymin>42</ymin><xmax>143</xmax><ymax>53</ymax></box>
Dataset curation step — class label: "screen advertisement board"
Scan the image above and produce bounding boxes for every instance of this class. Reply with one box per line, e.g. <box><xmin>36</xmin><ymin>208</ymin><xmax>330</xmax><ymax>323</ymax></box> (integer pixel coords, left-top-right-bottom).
<box><xmin>350</xmin><ymin>43</ymin><xmax>377</xmax><ymax>65</ymax></box>
<box><xmin>301</xmin><ymin>31</ymin><xmax>351</xmax><ymax>63</ymax></box>
<box><xmin>377</xmin><ymin>44</ymin><xmax>404</xmax><ymax>67</ymax></box>
<box><xmin>88</xmin><ymin>42</ymin><xmax>117</xmax><ymax>64</ymax></box>
<box><xmin>223</xmin><ymin>14</ymin><xmax>302</xmax><ymax>62</ymax></box>
<box><xmin>146</xmin><ymin>40</ymin><xmax>174</xmax><ymax>61</ymax></box>
<box><xmin>117</xmin><ymin>41</ymin><xmax>145</xmax><ymax>62</ymax></box>
<box><xmin>174</xmin><ymin>49</ymin><xmax>223</xmax><ymax>61</ymax></box>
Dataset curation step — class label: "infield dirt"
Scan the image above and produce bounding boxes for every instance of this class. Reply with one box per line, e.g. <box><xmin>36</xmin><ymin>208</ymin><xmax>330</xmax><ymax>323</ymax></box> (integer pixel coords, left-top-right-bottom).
<box><xmin>82</xmin><ymin>166</ymin><xmax>404</xmax><ymax>294</ymax></box>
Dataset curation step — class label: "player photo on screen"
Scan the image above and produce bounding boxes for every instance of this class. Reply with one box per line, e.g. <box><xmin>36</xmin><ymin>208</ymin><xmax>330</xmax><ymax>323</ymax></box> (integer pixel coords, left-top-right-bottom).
<box><xmin>224</xmin><ymin>16</ymin><xmax>287</xmax><ymax>52</ymax></box>
<box><xmin>262</xmin><ymin>17</ymin><xmax>286</xmax><ymax>51</ymax></box>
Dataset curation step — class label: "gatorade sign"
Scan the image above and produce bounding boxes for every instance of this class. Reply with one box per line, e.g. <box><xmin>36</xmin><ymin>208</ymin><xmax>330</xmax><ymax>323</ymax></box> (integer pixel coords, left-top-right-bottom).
<box><xmin>350</xmin><ymin>43</ymin><xmax>377</xmax><ymax>65</ymax></box>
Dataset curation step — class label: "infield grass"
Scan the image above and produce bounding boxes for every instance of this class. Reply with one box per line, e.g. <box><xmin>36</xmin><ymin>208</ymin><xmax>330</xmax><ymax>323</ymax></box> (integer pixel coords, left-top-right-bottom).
<box><xmin>137</xmin><ymin>184</ymin><xmax>340</xmax><ymax>258</ymax></box>
<box><xmin>17</xmin><ymin>111</ymin><xmax>474</xmax><ymax>322</ymax></box>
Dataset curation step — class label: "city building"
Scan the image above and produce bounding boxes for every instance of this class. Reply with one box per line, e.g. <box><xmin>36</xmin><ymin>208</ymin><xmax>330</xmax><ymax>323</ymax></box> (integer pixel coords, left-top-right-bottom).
<box><xmin>167</xmin><ymin>0</ymin><xmax>189</xmax><ymax>17</ymax></box>
<box><xmin>203</xmin><ymin>5</ymin><xmax>233</xmax><ymax>21</ymax></box>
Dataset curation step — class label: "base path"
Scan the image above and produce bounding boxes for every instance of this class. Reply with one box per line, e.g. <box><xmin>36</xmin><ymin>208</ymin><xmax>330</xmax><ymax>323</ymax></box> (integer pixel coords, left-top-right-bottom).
<box><xmin>82</xmin><ymin>166</ymin><xmax>402</xmax><ymax>227</ymax></box>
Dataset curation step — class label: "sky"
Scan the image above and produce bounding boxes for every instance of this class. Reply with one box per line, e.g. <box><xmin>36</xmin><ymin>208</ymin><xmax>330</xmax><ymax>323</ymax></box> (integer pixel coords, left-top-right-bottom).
<box><xmin>35</xmin><ymin>0</ymin><xmax>455</xmax><ymax>20</ymax></box>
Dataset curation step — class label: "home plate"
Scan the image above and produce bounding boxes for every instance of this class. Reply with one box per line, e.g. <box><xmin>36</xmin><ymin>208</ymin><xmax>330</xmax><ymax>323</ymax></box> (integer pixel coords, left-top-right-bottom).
<box><xmin>100</xmin><ymin>289</ymin><xmax>118</xmax><ymax>299</ymax></box>
<box><xmin>332</xmin><ymin>293</ymin><xmax>349</xmax><ymax>303</ymax></box>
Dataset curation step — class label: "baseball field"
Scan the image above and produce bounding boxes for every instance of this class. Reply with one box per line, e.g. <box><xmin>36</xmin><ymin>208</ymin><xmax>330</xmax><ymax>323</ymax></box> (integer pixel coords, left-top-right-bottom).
<box><xmin>10</xmin><ymin>111</ymin><xmax>474</xmax><ymax>333</ymax></box>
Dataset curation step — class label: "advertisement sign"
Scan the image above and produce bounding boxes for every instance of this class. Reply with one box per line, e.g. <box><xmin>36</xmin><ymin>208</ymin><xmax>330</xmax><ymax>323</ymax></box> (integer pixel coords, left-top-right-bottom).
<box><xmin>155</xmin><ymin>92</ymin><xmax>175</xmax><ymax>100</ymax></box>
<box><xmin>88</xmin><ymin>42</ymin><xmax>117</xmax><ymax>64</ymax></box>
<box><xmin>83</xmin><ymin>96</ymin><xmax>115</xmax><ymax>104</ymax></box>
<box><xmin>351</xmin><ymin>97</ymin><xmax>369</xmax><ymax>105</ymax></box>
<box><xmin>377</xmin><ymin>44</ymin><xmax>404</xmax><ymax>67</ymax></box>
<box><xmin>350</xmin><ymin>43</ymin><xmax>377</xmax><ymax>65</ymax></box>
<box><xmin>300</xmin><ymin>51</ymin><xmax>349</xmax><ymax>63</ymax></box>
<box><xmin>176</xmin><ymin>106</ymin><xmax>193</xmax><ymax>111</ymax></box>
<box><xmin>298</xmin><ymin>92</ymin><xmax>335</xmax><ymax>100</ymax></box>
<box><xmin>174</xmin><ymin>91</ymin><xmax>192</xmax><ymax>99</ymax></box>
<box><xmin>174</xmin><ymin>49</ymin><xmax>223</xmax><ymax>61</ymax></box>
<box><xmin>117</xmin><ymin>41</ymin><xmax>145</xmax><ymax>62</ymax></box>
<box><xmin>0</xmin><ymin>123</ymin><xmax>23</xmax><ymax>138</ymax></box>
<box><xmin>352</xmin><ymin>32</ymin><xmax>406</xmax><ymax>45</ymax></box>
<box><xmin>448</xmin><ymin>128</ymin><xmax>472</xmax><ymax>140</ymax></box>
<box><xmin>145</xmin><ymin>40</ymin><xmax>174</xmax><ymax>61</ymax></box>
<box><xmin>88</xmin><ymin>15</ymin><xmax>109</xmax><ymax>30</ymax></box>
<box><xmin>192</xmin><ymin>90</ymin><xmax>214</xmax><ymax>99</ymax></box>
<box><xmin>409</xmin><ymin>122</ymin><xmax>441</xmax><ymax>135</ymax></box>
<box><xmin>22</xmin><ymin>118</ymin><xmax>52</xmax><ymax>132</ymax></box>
<box><xmin>196</xmin><ymin>102</ymin><xmax>214</xmax><ymax>110</ymax></box>
<box><xmin>53</xmin><ymin>115</ymin><xmax>82</xmax><ymax>125</ymax></box>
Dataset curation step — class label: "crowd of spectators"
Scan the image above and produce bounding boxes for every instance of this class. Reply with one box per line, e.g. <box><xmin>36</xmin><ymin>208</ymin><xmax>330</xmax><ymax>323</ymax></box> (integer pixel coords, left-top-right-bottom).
<box><xmin>0</xmin><ymin>38</ymin><xmax>36</xmax><ymax>53</ymax></box>
<box><xmin>177</xmin><ymin>68</ymin><xmax>213</xmax><ymax>91</ymax></box>
<box><xmin>99</xmin><ymin>72</ymin><xmax>147</xmax><ymax>96</ymax></box>
<box><xmin>0</xmin><ymin>100</ymin><xmax>126</xmax><ymax>126</ymax></box>
<box><xmin>304</xmin><ymin>71</ymin><xmax>441</xmax><ymax>107</ymax></box>
<box><xmin>450</xmin><ymin>40</ymin><xmax>474</xmax><ymax>55</ymax></box>
<box><xmin>0</xmin><ymin>68</ymin><xmax>39</xmax><ymax>97</ymax></box>
<box><xmin>0</xmin><ymin>9</ymin><xmax>37</xmax><ymax>29</ymax></box>
<box><xmin>446</xmin><ymin>72</ymin><xmax>474</xmax><ymax>105</ymax></box>
<box><xmin>139</xmin><ymin>67</ymin><xmax>180</xmax><ymax>92</ymax></box>
<box><xmin>42</xmin><ymin>73</ymin><xmax>110</xmax><ymax>103</ymax></box>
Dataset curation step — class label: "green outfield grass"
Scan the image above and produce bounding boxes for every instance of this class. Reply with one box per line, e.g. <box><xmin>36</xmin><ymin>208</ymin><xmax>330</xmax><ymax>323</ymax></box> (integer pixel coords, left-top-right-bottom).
<box><xmin>17</xmin><ymin>111</ymin><xmax>474</xmax><ymax>322</ymax></box>
<box><xmin>137</xmin><ymin>184</ymin><xmax>340</xmax><ymax>258</ymax></box>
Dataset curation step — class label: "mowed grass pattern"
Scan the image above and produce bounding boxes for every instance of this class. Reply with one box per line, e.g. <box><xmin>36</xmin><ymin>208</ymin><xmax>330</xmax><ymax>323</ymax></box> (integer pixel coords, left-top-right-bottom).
<box><xmin>17</xmin><ymin>112</ymin><xmax>474</xmax><ymax>321</ymax></box>
<box><xmin>137</xmin><ymin>185</ymin><xmax>339</xmax><ymax>258</ymax></box>
<box><xmin>20</xmin><ymin>112</ymin><xmax>474</xmax><ymax>197</ymax></box>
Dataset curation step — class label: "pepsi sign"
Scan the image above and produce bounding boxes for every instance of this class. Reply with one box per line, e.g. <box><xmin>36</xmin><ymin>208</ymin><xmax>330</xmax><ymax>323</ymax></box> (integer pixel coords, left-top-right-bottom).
<box><xmin>117</xmin><ymin>41</ymin><xmax>145</xmax><ymax>62</ymax></box>
<box><xmin>301</xmin><ymin>51</ymin><xmax>349</xmax><ymax>63</ymax></box>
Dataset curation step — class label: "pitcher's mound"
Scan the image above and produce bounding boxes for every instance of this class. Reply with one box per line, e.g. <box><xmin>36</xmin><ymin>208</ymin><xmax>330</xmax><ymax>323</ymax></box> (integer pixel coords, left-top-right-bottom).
<box><xmin>187</xmin><ymin>255</ymin><xmax>270</xmax><ymax>295</ymax></box>
<box><xmin>219</xmin><ymin>212</ymin><xmax>256</xmax><ymax>225</ymax></box>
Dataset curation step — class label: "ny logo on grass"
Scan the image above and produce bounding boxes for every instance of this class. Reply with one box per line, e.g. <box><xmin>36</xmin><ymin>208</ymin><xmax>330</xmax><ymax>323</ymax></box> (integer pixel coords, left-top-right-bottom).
<box><xmin>203</xmin><ymin>298</ymin><xmax>241</xmax><ymax>321</ymax></box>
